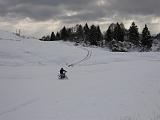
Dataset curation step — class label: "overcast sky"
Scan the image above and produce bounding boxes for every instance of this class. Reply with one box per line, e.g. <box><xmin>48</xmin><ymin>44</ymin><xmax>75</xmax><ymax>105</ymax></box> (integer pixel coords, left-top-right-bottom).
<box><xmin>0</xmin><ymin>0</ymin><xmax>160</xmax><ymax>37</ymax></box>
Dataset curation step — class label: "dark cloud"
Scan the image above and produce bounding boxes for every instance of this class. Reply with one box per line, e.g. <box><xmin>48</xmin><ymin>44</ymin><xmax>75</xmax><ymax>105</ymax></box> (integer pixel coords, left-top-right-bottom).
<box><xmin>0</xmin><ymin>0</ymin><xmax>160</xmax><ymax>36</ymax></box>
<box><xmin>0</xmin><ymin>0</ymin><xmax>160</xmax><ymax>21</ymax></box>
<box><xmin>107</xmin><ymin>0</ymin><xmax>160</xmax><ymax>16</ymax></box>
<box><xmin>2</xmin><ymin>0</ymin><xmax>93</xmax><ymax>6</ymax></box>
<box><xmin>0</xmin><ymin>0</ymin><xmax>96</xmax><ymax>21</ymax></box>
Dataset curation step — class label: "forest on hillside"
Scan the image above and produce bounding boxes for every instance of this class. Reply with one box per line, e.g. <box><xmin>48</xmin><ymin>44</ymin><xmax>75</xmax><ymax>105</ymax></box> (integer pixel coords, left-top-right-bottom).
<box><xmin>40</xmin><ymin>22</ymin><xmax>160</xmax><ymax>52</ymax></box>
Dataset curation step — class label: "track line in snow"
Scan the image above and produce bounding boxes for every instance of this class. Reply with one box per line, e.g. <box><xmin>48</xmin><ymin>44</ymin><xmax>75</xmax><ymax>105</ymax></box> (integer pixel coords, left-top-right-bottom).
<box><xmin>67</xmin><ymin>47</ymin><xmax>92</xmax><ymax>67</ymax></box>
<box><xmin>0</xmin><ymin>98</ymin><xmax>39</xmax><ymax>116</ymax></box>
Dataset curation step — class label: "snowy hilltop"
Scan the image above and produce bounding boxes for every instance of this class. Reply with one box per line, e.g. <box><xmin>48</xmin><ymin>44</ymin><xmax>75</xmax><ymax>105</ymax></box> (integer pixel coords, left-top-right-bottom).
<box><xmin>0</xmin><ymin>30</ymin><xmax>160</xmax><ymax>120</ymax></box>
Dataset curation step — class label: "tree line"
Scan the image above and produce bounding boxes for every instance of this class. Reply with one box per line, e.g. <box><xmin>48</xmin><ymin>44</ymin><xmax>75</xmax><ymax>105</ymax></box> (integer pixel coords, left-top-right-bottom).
<box><xmin>40</xmin><ymin>22</ymin><xmax>158</xmax><ymax>52</ymax></box>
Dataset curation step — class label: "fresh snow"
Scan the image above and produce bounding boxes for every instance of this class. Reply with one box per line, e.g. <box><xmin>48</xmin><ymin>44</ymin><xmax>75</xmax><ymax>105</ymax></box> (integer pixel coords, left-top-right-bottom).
<box><xmin>0</xmin><ymin>30</ymin><xmax>160</xmax><ymax>120</ymax></box>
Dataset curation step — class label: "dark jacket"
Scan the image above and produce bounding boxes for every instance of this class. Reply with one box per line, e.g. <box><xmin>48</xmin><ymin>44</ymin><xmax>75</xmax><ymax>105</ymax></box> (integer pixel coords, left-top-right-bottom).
<box><xmin>60</xmin><ymin>68</ymin><xmax>66</xmax><ymax>74</ymax></box>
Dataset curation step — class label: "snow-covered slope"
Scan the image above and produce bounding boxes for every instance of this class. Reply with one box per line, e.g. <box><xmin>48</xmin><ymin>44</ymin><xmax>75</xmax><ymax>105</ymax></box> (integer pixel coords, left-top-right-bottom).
<box><xmin>0</xmin><ymin>30</ymin><xmax>160</xmax><ymax>120</ymax></box>
<box><xmin>0</xmin><ymin>30</ymin><xmax>22</xmax><ymax>41</ymax></box>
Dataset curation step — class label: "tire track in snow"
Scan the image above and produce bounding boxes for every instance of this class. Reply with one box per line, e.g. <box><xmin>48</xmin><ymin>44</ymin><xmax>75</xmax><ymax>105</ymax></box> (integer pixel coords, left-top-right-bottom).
<box><xmin>0</xmin><ymin>98</ymin><xmax>39</xmax><ymax>116</ymax></box>
<box><xmin>67</xmin><ymin>47</ymin><xmax>92</xmax><ymax>67</ymax></box>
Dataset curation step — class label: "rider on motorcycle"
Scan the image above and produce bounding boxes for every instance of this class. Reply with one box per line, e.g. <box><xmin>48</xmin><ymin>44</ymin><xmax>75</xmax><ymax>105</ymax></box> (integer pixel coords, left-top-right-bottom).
<box><xmin>60</xmin><ymin>68</ymin><xmax>67</xmax><ymax>79</ymax></box>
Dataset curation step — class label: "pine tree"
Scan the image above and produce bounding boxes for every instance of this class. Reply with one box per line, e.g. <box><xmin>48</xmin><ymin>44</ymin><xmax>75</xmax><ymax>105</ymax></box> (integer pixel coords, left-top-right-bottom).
<box><xmin>89</xmin><ymin>25</ymin><xmax>98</xmax><ymax>46</ymax></box>
<box><xmin>56</xmin><ymin>32</ymin><xmax>61</xmax><ymax>40</ymax></box>
<box><xmin>66</xmin><ymin>28</ymin><xmax>73</xmax><ymax>41</ymax></box>
<box><xmin>76</xmin><ymin>24</ymin><xmax>84</xmax><ymax>42</ymax></box>
<box><xmin>60</xmin><ymin>26</ymin><xmax>68</xmax><ymax>41</ymax></box>
<box><xmin>128</xmin><ymin>22</ymin><xmax>139</xmax><ymax>46</ymax></box>
<box><xmin>50</xmin><ymin>32</ymin><xmax>56</xmax><ymax>41</ymax></box>
<box><xmin>104</xmin><ymin>27</ymin><xmax>113</xmax><ymax>44</ymax></box>
<box><xmin>97</xmin><ymin>26</ymin><xmax>103</xmax><ymax>46</ymax></box>
<box><xmin>141</xmin><ymin>24</ymin><xmax>152</xmax><ymax>49</ymax></box>
<box><xmin>114</xmin><ymin>22</ymin><xmax>125</xmax><ymax>42</ymax></box>
<box><xmin>83</xmin><ymin>23</ymin><xmax>90</xmax><ymax>44</ymax></box>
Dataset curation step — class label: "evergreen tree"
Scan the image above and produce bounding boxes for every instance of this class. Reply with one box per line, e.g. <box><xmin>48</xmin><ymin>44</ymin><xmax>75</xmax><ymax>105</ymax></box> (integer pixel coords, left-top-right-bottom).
<box><xmin>141</xmin><ymin>24</ymin><xmax>152</xmax><ymax>49</ymax></box>
<box><xmin>56</xmin><ymin>32</ymin><xmax>61</xmax><ymax>40</ymax></box>
<box><xmin>76</xmin><ymin>24</ymin><xmax>84</xmax><ymax>42</ymax></box>
<box><xmin>114</xmin><ymin>23</ymin><xmax>125</xmax><ymax>42</ymax></box>
<box><xmin>60</xmin><ymin>26</ymin><xmax>68</xmax><ymax>41</ymax></box>
<box><xmin>97</xmin><ymin>26</ymin><xmax>103</xmax><ymax>46</ymax></box>
<box><xmin>128</xmin><ymin>22</ymin><xmax>140</xmax><ymax>46</ymax></box>
<box><xmin>104</xmin><ymin>26</ymin><xmax>113</xmax><ymax>45</ymax></box>
<box><xmin>50</xmin><ymin>32</ymin><xmax>56</xmax><ymax>41</ymax></box>
<box><xmin>83</xmin><ymin>23</ymin><xmax>90</xmax><ymax>44</ymax></box>
<box><xmin>66</xmin><ymin>28</ymin><xmax>73</xmax><ymax>41</ymax></box>
<box><xmin>89</xmin><ymin>25</ymin><xmax>98</xmax><ymax>45</ymax></box>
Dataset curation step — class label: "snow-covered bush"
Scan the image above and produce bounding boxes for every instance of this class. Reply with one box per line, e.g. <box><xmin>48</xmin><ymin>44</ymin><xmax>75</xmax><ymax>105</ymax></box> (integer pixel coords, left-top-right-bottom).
<box><xmin>151</xmin><ymin>39</ymin><xmax>160</xmax><ymax>51</ymax></box>
<box><xmin>109</xmin><ymin>39</ymin><xmax>131</xmax><ymax>52</ymax></box>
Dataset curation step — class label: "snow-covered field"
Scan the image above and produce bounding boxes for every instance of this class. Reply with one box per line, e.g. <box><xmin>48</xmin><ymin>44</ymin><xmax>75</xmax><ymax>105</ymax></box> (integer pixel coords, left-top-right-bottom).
<box><xmin>0</xmin><ymin>30</ymin><xmax>160</xmax><ymax>120</ymax></box>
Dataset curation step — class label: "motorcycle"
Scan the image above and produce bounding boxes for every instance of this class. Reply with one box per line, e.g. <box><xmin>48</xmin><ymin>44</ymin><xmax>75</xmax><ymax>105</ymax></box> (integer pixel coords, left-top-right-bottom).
<box><xmin>58</xmin><ymin>71</ymin><xmax>68</xmax><ymax>80</ymax></box>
